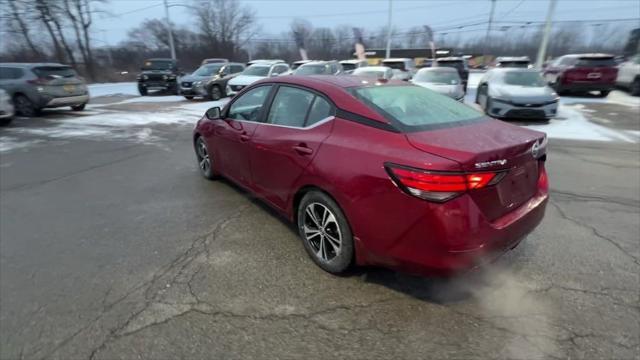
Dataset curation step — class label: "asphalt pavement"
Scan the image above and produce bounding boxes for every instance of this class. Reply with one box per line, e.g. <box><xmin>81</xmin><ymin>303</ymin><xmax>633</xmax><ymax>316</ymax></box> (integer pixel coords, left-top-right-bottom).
<box><xmin>0</xmin><ymin>94</ymin><xmax>638</xmax><ymax>360</ymax></box>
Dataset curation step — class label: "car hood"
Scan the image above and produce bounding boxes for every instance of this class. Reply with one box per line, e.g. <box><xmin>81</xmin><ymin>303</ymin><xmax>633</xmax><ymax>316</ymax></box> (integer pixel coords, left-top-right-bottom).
<box><xmin>228</xmin><ymin>75</ymin><xmax>266</xmax><ymax>86</ymax></box>
<box><xmin>180</xmin><ymin>74</ymin><xmax>212</xmax><ymax>82</ymax></box>
<box><xmin>491</xmin><ymin>84</ymin><xmax>556</xmax><ymax>103</ymax></box>
<box><xmin>140</xmin><ymin>69</ymin><xmax>174</xmax><ymax>75</ymax></box>
<box><xmin>412</xmin><ymin>82</ymin><xmax>464</xmax><ymax>98</ymax></box>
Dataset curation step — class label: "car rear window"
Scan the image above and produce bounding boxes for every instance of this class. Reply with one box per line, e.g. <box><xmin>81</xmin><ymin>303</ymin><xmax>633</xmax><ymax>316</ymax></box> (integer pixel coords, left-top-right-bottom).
<box><xmin>341</xmin><ymin>63</ymin><xmax>356</xmax><ymax>71</ymax></box>
<box><xmin>382</xmin><ymin>62</ymin><xmax>406</xmax><ymax>71</ymax></box>
<box><xmin>32</xmin><ymin>66</ymin><xmax>77</xmax><ymax>78</ymax></box>
<box><xmin>576</xmin><ymin>57</ymin><xmax>615</xmax><ymax>67</ymax></box>
<box><xmin>295</xmin><ymin>65</ymin><xmax>330</xmax><ymax>75</ymax></box>
<box><xmin>351</xmin><ymin>85</ymin><xmax>483</xmax><ymax>131</ymax></box>
<box><xmin>498</xmin><ymin>61</ymin><xmax>530</xmax><ymax>68</ymax></box>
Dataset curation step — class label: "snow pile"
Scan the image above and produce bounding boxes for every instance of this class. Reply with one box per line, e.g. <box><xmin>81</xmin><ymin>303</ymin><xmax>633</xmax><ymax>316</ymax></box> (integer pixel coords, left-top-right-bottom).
<box><xmin>88</xmin><ymin>82</ymin><xmax>139</xmax><ymax>97</ymax></box>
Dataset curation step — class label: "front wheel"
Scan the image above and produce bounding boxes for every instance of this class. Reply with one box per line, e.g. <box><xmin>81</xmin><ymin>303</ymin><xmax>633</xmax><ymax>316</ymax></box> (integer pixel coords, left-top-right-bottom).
<box><xmin>297</xmin><ymin>191</ymin><xmax>354</xmax><ymax>274</ymax></box>
<box><xmin>195</xmin><ymin>136</ymin><xmax>217</xmax><ymax>180</ymax></box>
<box><xmin>138</xmin><ymin>86</ymin><xmax>148</xmax><ymax>96</ymax></box>
<box><xmin>209</xmin><ymin>85</ymin><xmax>222</xmax><ymax>101</ymax></box>
<box><xmin>597</xmin><ymin>90</ymin><xmax>610</xmax><ymax>98</ymax></box>
<box><xmin>0</xmin><ymin>117</ymin><xmax>12</xmax><ymax>126</ymax></box>
<box><xmin>184</xmin><ymin>96</ymin><xmax>194</xmax><ymax>100</ymax></box>
<box><xmin>71</xmin><ymin>104</ymin><xmax>86</xmax><ymax>111</ymax></box>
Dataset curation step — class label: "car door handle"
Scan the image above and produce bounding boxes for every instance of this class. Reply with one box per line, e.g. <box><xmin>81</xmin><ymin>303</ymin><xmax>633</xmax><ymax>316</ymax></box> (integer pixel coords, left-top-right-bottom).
<box><xmin>239</xmin><ymin>132</ymin><xmax>250</xmax><ymax>142</ymax></box>
<box><xmin>293</xmin><ymin>144</ymin><xmax>313</xmax><ymax>155</ymax></box>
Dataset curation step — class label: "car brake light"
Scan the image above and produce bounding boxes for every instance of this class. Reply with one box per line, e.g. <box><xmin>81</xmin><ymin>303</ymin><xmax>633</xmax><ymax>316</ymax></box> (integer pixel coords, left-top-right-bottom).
<box><xmin>537</xmin><ymin>164</ymin><xmax>549</xmax><ymax>192</ymax></box>
<box><xmin>385</xmin><ymin>164</ymin><xmax>506</xmax><ymax>202</ymax></box>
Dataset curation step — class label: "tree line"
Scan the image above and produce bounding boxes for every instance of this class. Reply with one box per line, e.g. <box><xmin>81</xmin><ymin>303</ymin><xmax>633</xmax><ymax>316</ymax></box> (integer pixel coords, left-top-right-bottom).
<box><xmin>0</xmin><ymin>0</ymin><xmax>633</xmax><ymax>82</ymax></box>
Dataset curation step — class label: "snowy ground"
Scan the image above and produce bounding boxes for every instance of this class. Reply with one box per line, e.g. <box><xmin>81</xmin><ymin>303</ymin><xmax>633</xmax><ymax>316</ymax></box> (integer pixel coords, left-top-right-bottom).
<box><xmin>1</xmin><ymin>75</ymin><xmax>638</xmax><ymax>154</ymax></box>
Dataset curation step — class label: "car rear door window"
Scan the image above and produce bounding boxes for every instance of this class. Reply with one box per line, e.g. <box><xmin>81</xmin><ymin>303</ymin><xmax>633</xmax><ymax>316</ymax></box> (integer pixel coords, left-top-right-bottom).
<box><xmin>0</xmin><ymin>67</ymin><xmax>24</xmax><ymax>80</ymax></box>
<box><xmin>33</xmin><ymin>66</ymin><xmax>77</xmax><ymax>78</ymax></box>
<box><xmin>231</xmin><ymin>65</ymin><xmax>244</xmax><ymax>73</ymax></box>
<box><xmin>267</xmin><ymin>86</ymin><xmax>315</xmax><ymax>127</ymax></box>
<box><xmin>306</xmin><ymin>97</ymin><xmax>333</xmax><ymax>126</ymax></box>
<box><xmin>227</xmin><ymin>85</ymin><xmax>272</xmax><ymax>122</ymax></box>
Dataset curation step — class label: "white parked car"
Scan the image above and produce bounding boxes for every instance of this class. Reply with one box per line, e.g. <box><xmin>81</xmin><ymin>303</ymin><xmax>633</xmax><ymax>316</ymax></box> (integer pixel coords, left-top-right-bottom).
<box><xmin>475</xmin><ymin>68</ymin><xmax>559</xmax><ymax>120</ymax></box>
<box><xmin>339</xmin><ymin>59</ymin><xmax>368</xmax><ymax>74</ymax></box>
<box><xmin>411</xmin><ymin>67</ymin><xmax>465</xmax><ymax>101</ymax></box>
<box><xmin>616</xmin><ymin>54</ymin><xmax>640</xmax><ymax>96</ymax></box>
<box><xmin>0</xmin><ymin>88</ymin><xmax>14</xmax><ymax>125</ymax></box>
<box><xmin>381</xmin><ymin>58</ymin><xmax>416</xmax><ymax>81</ymax></box>
<box><xmin>226</xmin><ymin>62</ymin><xmax>290</xmax><ymax>96</ymax></box>
<box><xmin>352</xmin><ymin>66</ymin><xmax>394</xmax><ymax>80</ymax></box>
<box><xmin>294</xmin><ymin>61</ymin><xmax>343</xmax><ymax>76</ymax></box>
<box><xmin>291</xmin><ymin>60</ymin><xmax>312</xmax><ymax>70</ymax></box>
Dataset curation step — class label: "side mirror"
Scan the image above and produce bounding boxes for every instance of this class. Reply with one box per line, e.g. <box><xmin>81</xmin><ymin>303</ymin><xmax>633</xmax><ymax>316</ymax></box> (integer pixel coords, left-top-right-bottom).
<box><xmin>271</xmin><ymin>72</ymin><xmax>280</xmax><ymax>77</ymax></box>
<box><xmin>205</xmin><ymin>107</ymin><xmax>221</xmax><ymax>120</ymax></box>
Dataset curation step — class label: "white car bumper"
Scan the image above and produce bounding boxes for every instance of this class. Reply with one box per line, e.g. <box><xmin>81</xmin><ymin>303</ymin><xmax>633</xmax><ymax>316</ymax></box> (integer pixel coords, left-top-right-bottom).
<box><xmin>488</xmin><ymin>99</ymin><xmax>558</xmax><ymax>119</ymax></box>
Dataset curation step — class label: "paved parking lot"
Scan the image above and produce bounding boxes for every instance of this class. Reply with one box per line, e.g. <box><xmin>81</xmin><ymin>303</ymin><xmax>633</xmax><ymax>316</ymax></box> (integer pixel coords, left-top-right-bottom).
<box><xmin>1</xmin><ymin>78</ymin><xmax>639</xmax><ymax>359</ymax></box>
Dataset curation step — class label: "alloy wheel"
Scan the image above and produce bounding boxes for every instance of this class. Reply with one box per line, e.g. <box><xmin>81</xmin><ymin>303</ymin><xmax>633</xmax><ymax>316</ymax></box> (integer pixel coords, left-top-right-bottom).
<box><xmin>302</xmin><ymin>203</ymin><xmax>342</xmax><ymax>262</ymax></box>
<box><xmin>196</xmin><ymin>138</ymin><xmax>210</xmax><ymax>174</ymax></box>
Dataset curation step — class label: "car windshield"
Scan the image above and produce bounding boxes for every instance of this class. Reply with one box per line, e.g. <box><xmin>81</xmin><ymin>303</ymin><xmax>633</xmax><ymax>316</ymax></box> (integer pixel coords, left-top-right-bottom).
<box><xmin>576</xmin><ymin>57</ymin><xmax>615</xmax><ymax>67</ymax></box>
<box><xmin>383</xmin><ymin>62</ymin><xmax>406</xmax><ymax>71</ymax></box>
<box><xmin>32</xmin><ymin>66</ymin><xmax>77</xmax><ymax>78</ymax></box>
<box><xmin>354</xmin><ymin>70</ymin><xmax>386</xmax><ymax>78</ymax></box>
<box><xmin>502</xmin><ymin>71</ymin><xmax>546</xmax><ymax>87</ymax></box>
<box><xmin>295</xmin><ymin>65</ymin><xmax>330</xmax><ymax>75</ymax></box>
<box><xmin>351</xmin><ymin>85</ymin><xmax>482</xmax><ymax>130</ymax></box>
<box><xmin>291</xmin><ymin>63</ymin><xmax>304</xmax><ymax>70</ymax></box>
<box><xmin>142</xmin><ymin>60</ymin><xmax>174</xmax><ymax>70</ymax></box>
<box><xmin>341</xmin><ymin>63</ymin><xmax>356</xmax><ymax>71</ymax></box>
<box><xmin>194</xmin><ymin>64</ymin><xmax>223</xmax><ymax>76</ymax></box>
<box><xmin>242</xmin><ymin>66</ymin><xmax>270</xmax><ymax>76</ymax></box>
<box><xmin>413</xmin><ymin>70</ymin><xmax>460</xmax><ymax>84</ymax></box>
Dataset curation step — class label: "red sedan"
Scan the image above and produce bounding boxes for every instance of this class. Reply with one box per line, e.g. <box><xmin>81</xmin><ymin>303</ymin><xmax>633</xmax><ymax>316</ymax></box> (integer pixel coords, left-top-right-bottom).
<box><xmin>193</xmin><ymin>76</ymin><xmax>549</xmax><ymax>276</ymax></box>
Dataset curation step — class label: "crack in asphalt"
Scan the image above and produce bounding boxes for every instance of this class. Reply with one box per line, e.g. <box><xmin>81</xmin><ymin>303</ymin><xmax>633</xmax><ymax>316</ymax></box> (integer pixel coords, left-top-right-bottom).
<box><xmin>550</xmin><ymin>200</ymin><xmax>640</xmax><ymax>267</ymax></box>
<box><xmin>551</xmin><ymin>189</ymin><xmax>640</xmax><ymax>209</ymax></box>
<box><xmin>529</xmin><ymin>284</ymin><xmax>640</xmax><ymax>311</ymax></box>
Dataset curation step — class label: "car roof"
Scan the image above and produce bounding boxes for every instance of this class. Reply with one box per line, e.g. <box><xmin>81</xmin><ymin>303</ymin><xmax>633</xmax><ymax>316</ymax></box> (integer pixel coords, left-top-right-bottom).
<box><xmin>496</xmin><ymin>56</ymin><xmax>530</xmax><ymax>62</ymax></box>
<box><xmin>417</xmin><ymin>67</ymin><xmax>457</xmax><ymax>73</ymax></box>
<box><xmin>437</xmin><ymin>57</ymin><xmax>464</xmax><ymax>61</ymax></box>
<box><xmin>383</xmin><ymin>58</ymin><xmax>411</xmax><ymax>62</ymax></box>
<box><xmin>340</xmin><ymin>59</ymin><xmax>365</xmax><ymax>64</ymax></box>
<box><xmin>355</xmin><ymin>66</ymin><xmax>390</xmax><ymax>71</ymax></box>
<box><xmin>301</xmin><ymin>61</ymin><xmax>335</xmax><ymax>65</ymax></box>
<box><xmin>0</xmin><ymin>62</ymin><xmax>69</xmax><ymax>68</ymax></box>
<box><xmin>293</xmin><ymin>60</ymin><xmax>312</xmax><ymax>64</ymax></box>
<box><xmin>563</xmin><ymin>53</ymin><xmax>614</xmax><ymax>59</ymax></box>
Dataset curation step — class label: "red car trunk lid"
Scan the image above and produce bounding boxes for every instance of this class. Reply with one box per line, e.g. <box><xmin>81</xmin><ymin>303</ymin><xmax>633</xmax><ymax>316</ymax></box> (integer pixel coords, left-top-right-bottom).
<box><xmin>405</xmin><ymin>119</ymin><xmax>545</xmax><ymax>220</ymax></box>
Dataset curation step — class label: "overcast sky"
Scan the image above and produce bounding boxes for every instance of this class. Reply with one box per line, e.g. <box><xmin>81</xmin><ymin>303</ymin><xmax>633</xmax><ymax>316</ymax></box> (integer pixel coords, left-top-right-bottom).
<box><xmin>93</xmin><ymin>0</ymin><xmax>640</xmax><ymax>46</ymax></box>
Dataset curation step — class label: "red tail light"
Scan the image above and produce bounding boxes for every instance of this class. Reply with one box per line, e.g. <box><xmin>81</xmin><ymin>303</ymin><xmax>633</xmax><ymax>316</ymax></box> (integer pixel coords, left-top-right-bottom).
<box><xmin>386</xmin><ymin>164</ymin><xmax>505</xmax><ymax>202</ymax></box>
<box><xmin>537</xmin><ymin>163</ymin><xmax>549</xmax><ymax>192</ymax></box>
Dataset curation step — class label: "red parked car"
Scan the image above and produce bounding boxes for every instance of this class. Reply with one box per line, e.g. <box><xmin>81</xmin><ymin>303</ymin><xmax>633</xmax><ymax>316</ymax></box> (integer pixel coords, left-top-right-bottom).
<box><xmin>193</xmin><ymin>76</ymin><xmax>549</xmax><ymax>276</ymax></box>
<box><xmin>543</xmin><ymin>53</ymin><xmax>618</xmax><ymax>97</ymax></box>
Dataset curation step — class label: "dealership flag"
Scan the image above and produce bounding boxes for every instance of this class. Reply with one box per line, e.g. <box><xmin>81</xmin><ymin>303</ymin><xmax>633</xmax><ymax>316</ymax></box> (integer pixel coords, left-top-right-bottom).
<box><xmin>293</xmin><ymin>30</ymin><xmax>308</xmax><ymax>60</ymax></box>
<box><xmin>353</xmin><ymin>28</ymin><xmax>366</xmax><ymax>60</ymax></box>
<box><xmin>423</xmin><ymin>25</ymin><xmax>435</xmax><ymax>59</ymax></box>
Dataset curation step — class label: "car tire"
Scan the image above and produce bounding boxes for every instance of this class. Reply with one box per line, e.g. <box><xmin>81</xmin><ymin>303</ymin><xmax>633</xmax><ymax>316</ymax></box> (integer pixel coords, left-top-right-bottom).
<box><xmin>209</xmin><ymin>85</ymin><xmax>222</xmax><ymax>101</ymax></box>
<box><xmin>71</xmin><ymin>104</ymin><xmax>86</xmax><ymax>111</ymax></box>
<box><xmin>13</xmin><ymin>95</ymin><xmax>40</xmax><ymax>117</ymax></box>
<box><xmin>184</xmin><ymin>96</ymin><xmax>194</xmax><ymax>100</ymax></box>
<box><xmin>194</xmin><ymin>136</ymin><xmax>218</xmax><ymax>180</ymax></box>
<box><xmin>171</xmin><ymin>85</ymin><xmax>179</xmax><ymax>95</ymax></box>
<box><xmin>597</xmin><ymin>90</ymin><xmax>610</xmax><ymax>98</ymax></box>
<box><xmin>0</xmin><ymin>117</ymin><xmax>12</xmax><ymax>126</ymax></box>
<box><xmin>485</xmin><ymin>96</ymin><xmax>494</xmax><ymax>116</ymax></box>
<box><xmin>297</xmin><ymin>191</ymin><xmax>354</xmax><ymax>274</ymax></box>
<box><xmin>630</xmin><ymin>78</ymin><xmax>640</xmax><ymax>96</ymax></box>
<box><xmin>138</xmin><ymin>86</ymin><xmax>148</xmax><ymax>96</ymax></box>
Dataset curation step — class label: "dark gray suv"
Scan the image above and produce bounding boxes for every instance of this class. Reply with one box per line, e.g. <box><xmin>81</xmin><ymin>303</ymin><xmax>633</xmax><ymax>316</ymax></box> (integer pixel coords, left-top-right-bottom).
<box><xmin>0</xmin><ymin>63</ymin><xmax>89</xmax><ymax>117</ymax></box>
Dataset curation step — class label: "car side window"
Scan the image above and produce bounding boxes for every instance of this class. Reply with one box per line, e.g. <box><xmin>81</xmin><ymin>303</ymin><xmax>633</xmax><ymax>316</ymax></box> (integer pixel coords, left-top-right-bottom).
<box><xmin>306</xmin><ymin>96</ymin><xmax>333</xmax><ymax>126</ymax></box>
<box><xmin>231</xmin><ymin>65</ymin><xmax>244</xmax><ymax>73</ymax></box>
<box><xmin>272</xmin><ymin>65</ymin><xmax>288</xmax><ymax>75</ymax></box>
<box><xmin>227</xmin><ymin>85</ymin><xmax>272</xmax><ymax>122</ymax></box>
<box><xmin>0</xmin><ymin>67</ymin><xmax>22</xmax><ymax>80</ymax></box>
<box><xmin>267</xmin><ymin>86</ymin><xmax>315</xmax><ymax>127</ymax></box>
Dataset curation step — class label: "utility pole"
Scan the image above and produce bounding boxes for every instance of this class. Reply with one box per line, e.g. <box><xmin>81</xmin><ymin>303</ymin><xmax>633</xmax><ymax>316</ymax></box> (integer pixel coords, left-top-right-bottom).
<box><xmin>163</xmin><ymin>0</ymin><xmax>176</xmax><ymax>60</ymax></box>
<box><xmin>482</xmin><ymin>0</ymin><xmax>497</xmax><ymax>67</ymax></box>
<box><xmin>385</xmin><ymin>0</ymin><xmax>393</xmax><ymax>59</ymax></box>
<box><xmin>536</xmin><ymin>0</ymin><xmax>557</xmax><ymax>68</ymax></box>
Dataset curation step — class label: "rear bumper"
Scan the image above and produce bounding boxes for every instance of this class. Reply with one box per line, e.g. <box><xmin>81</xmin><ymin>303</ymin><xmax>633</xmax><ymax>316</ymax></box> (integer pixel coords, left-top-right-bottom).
<box><xmin>489</xmin><ymin>100</ymin><xmax>557</xmax><ymax>120</ymax></box>
<box><xmin>558</xmin><ymin>82</ymin><xmax>614</xmax><ymax>92</ymax></box>
<box><xmin>45</xmin><ymin>94</ymin><xmax>89</xmax><ymax>108</ymax></box>
<box><xmin>355</xmin><ymin>188</ymin><xmax>548</xmax><ymax>277</ymax></box>
<box><xmin>180</xmin><ymin>85</ymin><xmax>207</xmax><ymax>96</ymax></box>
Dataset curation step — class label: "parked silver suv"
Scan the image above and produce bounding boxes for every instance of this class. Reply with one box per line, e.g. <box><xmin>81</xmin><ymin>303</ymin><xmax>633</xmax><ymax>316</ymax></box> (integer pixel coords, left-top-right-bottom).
<box><xmin>0</xmin><ymin>63</ymin><xmax>89</xmax><ymax>117</ymax></box>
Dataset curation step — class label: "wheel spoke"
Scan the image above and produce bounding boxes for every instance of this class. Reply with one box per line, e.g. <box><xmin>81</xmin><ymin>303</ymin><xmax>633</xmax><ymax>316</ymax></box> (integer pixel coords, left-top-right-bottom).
<box><xmin>316</xmin><ymin>236</ymin><xmax>327</xmax><ymax>260</ymax></box>
<box><xmin>305</xmin><ymin>206</ymin><xmax>321</xmax><ymax>228</ymax></box>
<box><xmin>324</xmin><ymin>232</ymin><xmax>341</xmax><ymax>253</ymax></box>
<box><xmin>303</xmin><ymin>225</ymin><xmax>321</xmax><ymax>239</ymax></box>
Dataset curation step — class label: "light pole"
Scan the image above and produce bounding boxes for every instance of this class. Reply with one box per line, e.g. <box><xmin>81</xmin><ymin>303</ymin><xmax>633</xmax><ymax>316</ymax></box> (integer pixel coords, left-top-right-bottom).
<box><xmin>163</xmin><ymin>0</ymin><xmax>176</xmax><ymax>60</ymax></box>
<box><xmin>536</xmin><ymin>0</ymin><xmax>558</xmax><ymax>68</ymax></box>
<box><xmin>482</xmin><ymin>0</ymin><xmax>497</xmax><ymax>67</ymax></box>
<box><xmin>385</xmin><ymin>0</ymin><xmax>393</xmax><ymax>59</ymax></box>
